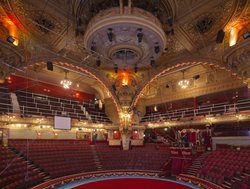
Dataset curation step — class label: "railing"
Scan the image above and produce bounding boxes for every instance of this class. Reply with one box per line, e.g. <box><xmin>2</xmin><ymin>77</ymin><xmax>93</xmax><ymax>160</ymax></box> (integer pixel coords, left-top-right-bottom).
<box><xmin>0</xmin><ymin>88</ymin><xmax>112</xmax><ymax>123</ymax></box>
<box><xmin>177</xmin><ymin>174</ymin><xmax>224</xmax><ymax>189</ymax></box>
<box><xmin>141</xmin><ymin>98</ymin><xmax>250</xmax><ymax>123</ymax></box>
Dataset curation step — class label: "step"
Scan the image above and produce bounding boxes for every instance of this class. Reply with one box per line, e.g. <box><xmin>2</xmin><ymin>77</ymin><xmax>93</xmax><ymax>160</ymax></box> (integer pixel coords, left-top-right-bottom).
<box><xmin>233</xmin><ymin>177</ymin><xmax>241</xmax><ymax>181</ymax></box>
<box><xmin>223</xmin><ymin>181</ymin><xmax>232</xmax><ymax>186</ymax></box>
<box><xmin>221</xmin><ymin>183</ymin><xmax>231</xmax><ymax>189</ymax></box>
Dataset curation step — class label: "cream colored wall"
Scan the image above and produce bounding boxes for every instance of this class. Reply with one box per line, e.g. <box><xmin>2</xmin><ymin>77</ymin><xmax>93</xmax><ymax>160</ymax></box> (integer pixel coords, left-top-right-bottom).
<box><xmin>8</xmin><ymin>128</ymin><xmax>77</xmax><ymax>139</ymax></box>
<box><xmin>212</xmin><ymin>136</ymin><xmax>250</xmax><ymax>150</ymax></box>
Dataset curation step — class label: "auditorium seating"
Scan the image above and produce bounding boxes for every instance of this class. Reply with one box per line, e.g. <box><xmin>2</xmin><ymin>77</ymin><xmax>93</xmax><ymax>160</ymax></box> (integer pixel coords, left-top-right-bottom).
<box><xmin>5</xmin><ymin>139</ymin><xmax>170</xmax><ymax>187</ymax></box>
<box><xmin>140</xmin><ymin>98</ymin><xmax>250</xmax><ymax>123</ymax></box>
<box><xmin>94</xmin><ymin>143</ymin><xmax>170</xmax><ymax>170</ymax></box>
<box><xmin>8</xmin><ymin>139</ymin><xmax>97</xmax><ymax>179</ymax></box>
<box><xmin>0</xmin><ymin>144</ymin><xmax>44</xmax><ymax>189</ymax></box>
<box><xmin>192</xmin><ymin>147</ymin><xmax>250</xmax><ymax>188</ymax></box>
<box><xmin>15</xmin><ymin>90</ymin><xmax>112</xmax><ymax>123</ymax></box>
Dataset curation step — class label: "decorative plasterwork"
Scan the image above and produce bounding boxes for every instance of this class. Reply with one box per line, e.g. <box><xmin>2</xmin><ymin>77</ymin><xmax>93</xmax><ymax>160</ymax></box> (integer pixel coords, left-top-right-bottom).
<box><xmin>132</xmin><ymin>60</ymin><xmax>242</xmax><ymax>108</ymax></box>
<box><xmin>224</xmin><ymin>39</ymin><xmax>250</xmax><ymax>80</ymax></box>
<box><xmin>83</xmin><ymin>7</ymin><xmax>166</xmax><ymax>69</ymax></box>
<box><xmin>179</xmin><ymin>0</ymin><xmax>248</xmax><ymax>48</ymax></box>
<box><xmin>144</xmin><ymin>79</ymin><xmax>244</xmax><ymax>106</ymax></box>
<box><xmin>2</xmin><ymin>0</ymin><xmax>68</xmax><ymax>46</ymax></box>
<box><xmin>0</xmin><ymin>39</ymin><xmax>27</xmax><ymax>81</ymax></box>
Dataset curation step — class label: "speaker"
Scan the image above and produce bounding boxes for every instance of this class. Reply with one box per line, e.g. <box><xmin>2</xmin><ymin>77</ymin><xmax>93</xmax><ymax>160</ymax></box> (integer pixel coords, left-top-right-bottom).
<box><xmin>216</xmin><ymin>29</ymin><xmax>225</xmax><ymax>43</ymax></box>
<box><xmin>47</xmin><ymin>61</ymin><xmax>53</xmax><ymax>71</ymax></box>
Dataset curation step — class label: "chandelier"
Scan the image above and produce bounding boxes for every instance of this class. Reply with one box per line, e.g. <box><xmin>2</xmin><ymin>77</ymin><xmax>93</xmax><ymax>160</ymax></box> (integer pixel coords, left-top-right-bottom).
<box><xmin>178</xmin><ymin>79</ymin><xmax>189</xmax><ymax>89</ymax></box>
<box><xmin>60</xmin><ymin>71</ymin><xmax>72</xmax><ymax>89</ymax></box>
<box><xmin>178</xmin><ymin>71</ymin><xmax>189</xmax><ymax>89</ymax></box>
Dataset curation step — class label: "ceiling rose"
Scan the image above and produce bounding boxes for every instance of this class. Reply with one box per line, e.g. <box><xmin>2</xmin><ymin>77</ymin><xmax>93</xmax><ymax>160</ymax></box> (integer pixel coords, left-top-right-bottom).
<box><xmin>84</xmin><ymin>6</ymin><xmax>166</xmax><ymax>70</ymax></box>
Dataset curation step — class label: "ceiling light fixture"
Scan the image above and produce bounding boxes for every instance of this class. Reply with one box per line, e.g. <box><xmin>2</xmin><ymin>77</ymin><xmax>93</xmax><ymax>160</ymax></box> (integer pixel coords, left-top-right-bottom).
<box><xmin>137</xmin><ymin>28</ymin><xmax>143</xmax><ymax>43</ymax></box>
<box><xmin>154</xmin><ymin>42</ymin><xmax>160</xmax><ymax>54</ymax></box>
<box><xmin>150</xmin><ymin>56</ymin><xmax>155</xmax><ymax>67</ymax></box>
<box><xmin>178</xmin><ymin>71</ymin><xmax>189</xmax><ymax>89</ymax></box>
<box><xmin>107</xmin><ymin>28</ymin><xmax>113</xmax><ymax>42</ymax></box>
<box><xmin>60</xmin><ymin>71</ymin><xmax>72</xmax><ymax>89</ymax></box>
<box><xmin>96</xmin><ymin>57</ymin><xmax>101</xmax><ymax>67</ymax></box>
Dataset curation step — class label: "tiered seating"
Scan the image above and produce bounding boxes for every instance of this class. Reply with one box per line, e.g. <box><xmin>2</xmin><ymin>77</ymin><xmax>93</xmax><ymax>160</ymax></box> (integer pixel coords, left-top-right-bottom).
<box><xmin>2</xmin><ymin>140</ymin><xmax>172</xmax><ymax>188</ymax></box>
<box><xmin>196</xmin><ymin>148</ymin><xmax>250</xmax><ymax>187</ymax></box>
<box><xmin>0</xmin><ymin>85</ymin><xmax>12</xmax><ymax>114</ymax></box>
<box><xmin>9</xmin><ymin>139</ymin><xmax>97</xmax><ymax>179</ymax></box>
<box><xmin>140</xmin><ymin>98</ymin><xmax>250</xmax><ymax>123</ymax></box>
<box><xmin>0</xmin><ymin>144</ymin><xmax>44</xmax><ymax>189</ymax></box>
<box><xmin>95</xmin><ymin>143</ymin><xmax>170</xmax><ymax>170</ymax></box>
<box><xmin>16</xmin><ymin>90</ymin><xmax>112</xmax><ymax>123</ymax></box>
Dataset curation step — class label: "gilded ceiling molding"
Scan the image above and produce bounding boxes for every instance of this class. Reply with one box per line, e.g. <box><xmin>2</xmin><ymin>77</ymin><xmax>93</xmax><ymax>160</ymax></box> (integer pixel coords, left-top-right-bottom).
<box><xmin>223</xmin><ymin>39</ymin><xmax>250</xmax><ymax>81</ymax></box>
<box><xmin>178</xmin><ymin>0</ymin><xmax>248</xmax><ymax>48</ymax></box>
<box><xmin>0</xmin><ymin>39</ymin><xmax>28</xmax><ymax>82</ymax></box>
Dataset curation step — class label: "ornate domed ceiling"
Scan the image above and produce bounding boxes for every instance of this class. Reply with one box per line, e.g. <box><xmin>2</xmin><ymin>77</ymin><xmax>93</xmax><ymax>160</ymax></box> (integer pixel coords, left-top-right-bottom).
<box><xmin>0</xmin><ymin>0</ymin><xmax>250</xmax><ymax>124</ymax></box>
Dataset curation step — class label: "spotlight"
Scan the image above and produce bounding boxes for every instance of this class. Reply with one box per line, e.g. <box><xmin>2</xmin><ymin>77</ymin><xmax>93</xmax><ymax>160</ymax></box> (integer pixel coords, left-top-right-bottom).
<box><xmin>90</xmin><ymin>42</ymin><xmax>96</xmax><ymax>53</ymax></box>
<box><xmin>154</xmin><ymin>42</ymin><xmax>160</xmax><ymax>54</ymax></box>
<box><xmin>134</xmin><ymin>65</ymin><xmax>138</xmax><ymax>73</ymax></box>
<box><xmin>166</xmin><ymin>28</ymin><xmax>174</xmax><ymax>35</ymax></box>
<box><xmin>137</xmin><ymin>28</ymin><xmax>143</xmax><ymax>43</ymax></box>
<box><xmin>114</xmin><ymin>64</ymin><xmax>118</xmax><ymax>73</ymax></box>
<box><xmin>47</xmin><ymin>61</ymin><xmax>53</xmax><ymax>71</ymax></box>
<box><xmin>107</xmin><ymin>28</ymin><xmax>113</xmax><ymax>42</ymax></box>
<box><xmin>243</xmin><ymin>31</ymin><xmax>250</xmax><ymax>39</ymax></box>
<box><xmin>150</xmin><ymin>56</ymin><xmax>155</xmax><ymax>67</ymax></box>
<box><xmin>193</xmin><ymin>75</ymin><xmax>200</xmax><ymax>80</ymax></box>
<box><xmin>112</xmin><ymin>84</ymin><xmax>116</xmax><ymax>91</ymax></box>
<box><xmin>7</xmin><ymin>36</ymin><xmax>15</xmax><ymax>44</ymax></box>
<box><xmin>216</xmin><ymin>29</ymin><xmax>225</xmax><ymax>43</ymax></box>
<box><xmin>96</xmin><ymin>57</ymin><xmax>101</xmax><ymax>67</ymax></box>
<box><xmin>167</xmin><ymin>17</ymin><xmax>173</xmax><ymax>27</ymax></box>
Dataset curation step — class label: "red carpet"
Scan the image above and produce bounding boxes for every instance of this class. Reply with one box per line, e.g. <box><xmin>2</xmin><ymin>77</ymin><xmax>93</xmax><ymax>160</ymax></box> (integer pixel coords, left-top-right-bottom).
<box><xmin>73</xmin><ymin>178</ymin><xmax>193</xmax><ymax>189</ymax></box>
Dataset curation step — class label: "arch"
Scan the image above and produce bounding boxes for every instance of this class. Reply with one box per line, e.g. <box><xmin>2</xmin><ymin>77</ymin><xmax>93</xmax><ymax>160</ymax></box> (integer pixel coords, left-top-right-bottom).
<box><xmin>132</xmin><ymin>60</ymin><xmax>242</xmax><ymax>107</ymax></box>
<box><xmin>23</xmin><ymin>61</ymin><xmax>121</xmax><ymax>121</ymax></box>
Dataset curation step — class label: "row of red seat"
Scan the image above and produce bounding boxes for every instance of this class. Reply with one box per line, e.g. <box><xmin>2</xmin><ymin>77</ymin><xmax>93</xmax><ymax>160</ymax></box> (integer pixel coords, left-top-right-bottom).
<box><xmin>195</xmin><ymin>148</ymin><xmax>250</xmax><ymax>187</ymax></box>
<box><xmin>0</xmin><ymin>146</ymin><xmax>44</xmax><ymax>189</ymax></box>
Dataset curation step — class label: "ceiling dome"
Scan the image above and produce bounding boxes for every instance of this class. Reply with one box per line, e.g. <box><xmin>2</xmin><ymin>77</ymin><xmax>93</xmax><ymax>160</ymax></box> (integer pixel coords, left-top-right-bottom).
<box><xmin>84</xmin><ymin>6</ymin><xmax>166</xmax><ymax>70</ymax></box>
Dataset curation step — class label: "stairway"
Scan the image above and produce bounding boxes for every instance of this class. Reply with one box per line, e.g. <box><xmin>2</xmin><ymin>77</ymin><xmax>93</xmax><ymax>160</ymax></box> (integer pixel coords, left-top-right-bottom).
<box><xmin>10</xmin><ymin>92</ymin><xmax>20</xmax><ymax>113</ymax></box>
<box><xmin>90</xmin><ymin>145</ymin><xmax>103</xmax><ymax>171</ymax></box>
<box><xmin>184</xmin><ymin>152</ymin><xmax>210</xmax><ymax>176</ymax></box>
<box><xmin>221</xmin><ymin>172</ymin><xmax>248</xmax><ymax>189</ymax></box>
<box><xmin>8</xmin><ymin>146</ymin><xmax>51</xmax><ymax>182</ymax></box>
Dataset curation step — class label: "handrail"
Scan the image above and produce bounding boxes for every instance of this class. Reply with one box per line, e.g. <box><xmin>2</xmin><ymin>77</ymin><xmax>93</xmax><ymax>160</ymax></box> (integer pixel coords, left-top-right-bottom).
<box><xmin>177</xmin><ymin>174</ymin><xmax>224</xmax><ymax>189</ymax></box>
<box><xmin>141</xmin><ymin>98</ymin><xmax>250</xmax><ymax>123</ymax></box>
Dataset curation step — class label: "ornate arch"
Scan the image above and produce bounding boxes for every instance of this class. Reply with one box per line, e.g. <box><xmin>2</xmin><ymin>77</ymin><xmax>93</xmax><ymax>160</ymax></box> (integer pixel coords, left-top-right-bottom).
<box><xmin>132</xmin><ymin>59</ymin><xmax>243</xmax><ymax>108</ymax></box>
<box><xmin>24</xmin><ymin>60</ymin><xmax>121</xmax><ymax>116</ymax></box>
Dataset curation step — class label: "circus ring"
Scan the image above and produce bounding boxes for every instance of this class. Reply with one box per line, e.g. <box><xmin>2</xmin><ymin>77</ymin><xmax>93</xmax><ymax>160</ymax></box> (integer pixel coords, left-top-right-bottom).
<box><xmin>32</xmin><ymin>170</ymin><xmax>200</xmax><ymax>189</ymax></box>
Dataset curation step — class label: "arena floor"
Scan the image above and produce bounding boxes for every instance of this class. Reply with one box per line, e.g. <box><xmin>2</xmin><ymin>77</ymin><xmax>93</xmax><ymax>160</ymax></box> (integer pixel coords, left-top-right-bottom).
<box><xmin>57</xmin><ymin>176</ymin><xmax>200</xmax><ymax>189</ymax></box>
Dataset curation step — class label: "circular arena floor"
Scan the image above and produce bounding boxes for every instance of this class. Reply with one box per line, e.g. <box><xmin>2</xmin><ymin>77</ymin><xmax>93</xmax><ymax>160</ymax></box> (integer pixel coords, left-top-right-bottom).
<box><xmin>58</xmin><ymin>176</ymin><xmax>199</xmax><ymax>189</ymax></box>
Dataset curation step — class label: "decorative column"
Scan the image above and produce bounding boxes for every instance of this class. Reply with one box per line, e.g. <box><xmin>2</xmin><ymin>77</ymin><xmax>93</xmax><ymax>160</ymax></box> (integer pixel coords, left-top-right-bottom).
<box><xmin>119</xmin><ymin>0</ymin><xmax>123</xmax><ymax>14</ymax></box>
<box><xmin>119</xmin><ymin>107</ymin><xmax>132</xmax><ymax>150</ymax></box>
